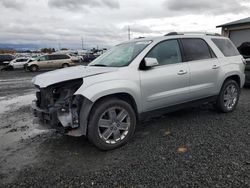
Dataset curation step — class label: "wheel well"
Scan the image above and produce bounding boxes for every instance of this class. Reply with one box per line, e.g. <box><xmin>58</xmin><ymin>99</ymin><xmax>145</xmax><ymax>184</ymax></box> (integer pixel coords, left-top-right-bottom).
<box><xmin>92</xmin><ymin>93</ymin><xmax>138</xmax><ymax>117</ymax></box>
<box><xmin>225</xmin><ymin>75</ymin><xmax>241</xmax><ymax>86</ymax></box>
<box><xmin>29</xmin><ymin>64</ymin><xmax>39</xmax><ymax>71</ymax></box>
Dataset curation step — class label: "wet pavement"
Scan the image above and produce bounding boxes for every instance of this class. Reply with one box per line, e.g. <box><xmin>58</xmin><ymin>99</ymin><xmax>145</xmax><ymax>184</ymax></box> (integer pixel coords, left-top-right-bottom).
<box><xmin>0</xmin><ymin>70</ymin><xmax>250</xmax><ymax>187</ymax></box>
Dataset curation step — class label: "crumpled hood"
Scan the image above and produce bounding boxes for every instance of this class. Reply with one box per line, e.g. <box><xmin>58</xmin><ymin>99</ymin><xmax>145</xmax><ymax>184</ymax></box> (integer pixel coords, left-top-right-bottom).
<box><xmin>32</xmin><ymin>66</ymin><xmax>118</xmax><ymax>88</ymax></box>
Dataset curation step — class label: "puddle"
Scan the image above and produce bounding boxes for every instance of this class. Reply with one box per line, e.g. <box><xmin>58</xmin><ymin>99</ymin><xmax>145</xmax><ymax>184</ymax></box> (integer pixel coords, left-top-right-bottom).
<box><xmin>0</xmin><ymin>94</ymin><xmax>35</xmax><ymax>114</ymax></box>
<box><xmin>0</xmin><ymin>93</ymin><xmax>52</xmax><ymax>162</ymax></box>
<box><xmin>0</xmin><ymin>78</ymin><xmax>31</xmax><ymax>83</ymax></box>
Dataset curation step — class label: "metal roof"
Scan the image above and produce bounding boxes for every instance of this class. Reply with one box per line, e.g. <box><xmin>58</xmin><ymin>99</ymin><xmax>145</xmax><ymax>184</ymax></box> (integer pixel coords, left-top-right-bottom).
<box><xmin>217</xmin><ymin>17</ymin><xmax>250</xmax><ymax>28</ymax></box>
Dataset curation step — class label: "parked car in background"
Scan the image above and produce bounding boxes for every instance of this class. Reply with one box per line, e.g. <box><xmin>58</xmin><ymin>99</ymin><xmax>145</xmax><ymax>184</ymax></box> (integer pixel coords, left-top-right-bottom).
<box><xmin>69</xmin><ymin>54</ymin><xmax>83</xmax><ymax>63</ymax></box>
<box><xmin>4</xmin><ymin>57</ymin><xmax>29</xmax><ymax>70</ymax></box>
<box><xmin>245</xmin><ymin>58</ymin><xmax>250</xmax><ymax>86</ymax></box>
<box><xmin>32</xmin><ymin>32</ymin><xmax>245</xmax><ymax>150</ymax></box>
<box><xmin>26</xmin><ymin>54</ymin><xmax>75</xmax><ymax>72</ymax></box>
<box><xmin>237</xmin><ymin>42</ymin><xmax>250</xmax><ymax>86</ymax></box>
<box><xmin>0</xmin><ymin>54</ymin><xmax>14</xmax><ymax>65</ymax></box>
<box><xmin>83</xmin><ymin>53</ymin><xmax>98</xmax><ymax>63</ymax></box>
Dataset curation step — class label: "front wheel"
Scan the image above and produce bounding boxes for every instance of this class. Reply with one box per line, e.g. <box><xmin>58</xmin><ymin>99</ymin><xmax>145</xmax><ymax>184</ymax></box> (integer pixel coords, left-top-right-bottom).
<box><xmin>87</xmin><ymin>98</ymin><xmax>136</xmax><ymax>150</ymax></box>
<box><xmin>216</xmin><ymin>80</ymin><xmax>240</xmax><ymax>113</ymax></box>
<box><xmin>29</xmin><ymin>65</ymin><xmax>39</xmax><ymax>72</ymax></box>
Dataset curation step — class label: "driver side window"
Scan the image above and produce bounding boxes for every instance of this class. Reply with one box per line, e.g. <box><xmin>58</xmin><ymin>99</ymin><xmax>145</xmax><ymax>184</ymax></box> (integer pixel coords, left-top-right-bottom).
<box><xmin>146</xmin><ymin>40</ymin><xmax>182</xmax><ymax>66</ymax></box>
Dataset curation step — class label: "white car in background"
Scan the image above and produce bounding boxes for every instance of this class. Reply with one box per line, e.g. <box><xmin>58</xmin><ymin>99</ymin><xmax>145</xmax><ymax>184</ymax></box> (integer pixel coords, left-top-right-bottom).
<box><xmin>5</xmin><ymin>57</ymin><xmax>29</xmax><ymax>70</ymax></box>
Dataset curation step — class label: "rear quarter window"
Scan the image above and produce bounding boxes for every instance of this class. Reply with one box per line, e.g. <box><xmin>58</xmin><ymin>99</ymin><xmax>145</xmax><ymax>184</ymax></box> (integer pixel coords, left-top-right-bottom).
<box><xmin>61</xmin><ymin>55</ymin><xmax>70</xmax><ymax>59</ymax></box>
<box><xmin>211</xmin><ymin>38</ymin><xmax>239</xmax><ymax>57</ymax></box>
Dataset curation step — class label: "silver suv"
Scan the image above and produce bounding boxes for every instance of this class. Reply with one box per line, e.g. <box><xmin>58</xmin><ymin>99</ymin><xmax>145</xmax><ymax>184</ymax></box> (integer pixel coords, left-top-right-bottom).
<box><xmin>32</xmin><ymin>32</ymin><xmax>245</xmax><ymax>150</ymax></box>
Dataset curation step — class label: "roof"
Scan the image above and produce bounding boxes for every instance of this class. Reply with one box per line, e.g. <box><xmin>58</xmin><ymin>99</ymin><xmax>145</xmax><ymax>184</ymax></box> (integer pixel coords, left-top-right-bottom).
<box><xmin>217</xmin><ymin>17</ymin><xmax>250</xmax><ymax>28</ymax></box>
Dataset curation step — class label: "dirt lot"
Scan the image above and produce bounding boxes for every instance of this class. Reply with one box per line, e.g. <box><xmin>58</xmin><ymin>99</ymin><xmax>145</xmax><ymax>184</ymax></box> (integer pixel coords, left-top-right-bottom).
<box><xmin>0</xmin><ymin>69</ymin><xmax>250</xmax><ymax>187</ymax></box>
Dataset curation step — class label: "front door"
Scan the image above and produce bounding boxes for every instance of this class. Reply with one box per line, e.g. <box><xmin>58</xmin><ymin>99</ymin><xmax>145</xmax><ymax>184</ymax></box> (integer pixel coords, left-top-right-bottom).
<box><xmin>140</xmin><ymin>39</ymin><xmax>190</xmax><ymax>112</ymax></box>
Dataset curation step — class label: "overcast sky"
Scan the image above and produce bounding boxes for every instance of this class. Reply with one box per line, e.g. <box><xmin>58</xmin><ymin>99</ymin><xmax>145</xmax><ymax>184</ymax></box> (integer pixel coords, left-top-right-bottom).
<box><xmin>0</xmin><ymin>0</ymin><xmax>250</xmax><ymax>49</ymax></box>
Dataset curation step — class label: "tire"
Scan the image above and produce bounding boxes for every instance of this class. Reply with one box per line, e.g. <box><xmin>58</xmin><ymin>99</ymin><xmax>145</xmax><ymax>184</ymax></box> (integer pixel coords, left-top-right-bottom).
<box><xmin>215</xmin><ymin>79</ymin><xmax>240</xmax><ymax>113</ymax></box>
<box><xmin>87</xmin><ymin>98</ymin><xmax>136</xmax><ymax>150</ymax></box>
<box><xmin>29</xmin><ymin>65</ymin><xmax>39</xmax><ymax>72</ymax></box>
<box><xmin>62</xmin><ymin>63</ymin><xmax>69</xmax><ymax>68</ymax></box>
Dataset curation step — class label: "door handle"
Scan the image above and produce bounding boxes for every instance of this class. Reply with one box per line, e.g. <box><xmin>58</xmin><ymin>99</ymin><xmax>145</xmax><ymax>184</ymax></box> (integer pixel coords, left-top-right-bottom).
<box><xmin>212</xmin><ymin>65</ymin><xmax>220</xmax><ymax>69</ymax></box>
<box><xmin>177</xmin><ymin>70</ymin><xmax>188</xmax><ymax>75</ymax></box>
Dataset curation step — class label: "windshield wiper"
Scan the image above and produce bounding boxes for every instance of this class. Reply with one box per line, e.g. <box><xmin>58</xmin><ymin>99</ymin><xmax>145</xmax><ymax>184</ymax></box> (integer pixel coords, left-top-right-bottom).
<box><xmin>91</xmin><ymin>64</ymin><xmax>107</xmax><ymax>67</ymax></box>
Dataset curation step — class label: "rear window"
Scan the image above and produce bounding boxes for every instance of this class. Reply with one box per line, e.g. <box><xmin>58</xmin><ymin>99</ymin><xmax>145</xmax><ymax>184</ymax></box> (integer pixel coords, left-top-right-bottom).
<box><xmin>212</xmin><ymin>38</ymin><xmax>239</xmax><ymax>57</ymax></box>
<box><xmin>181</xmin><ymin>38</ymin><xmax>213</xmax><ymax>61</ymax></box>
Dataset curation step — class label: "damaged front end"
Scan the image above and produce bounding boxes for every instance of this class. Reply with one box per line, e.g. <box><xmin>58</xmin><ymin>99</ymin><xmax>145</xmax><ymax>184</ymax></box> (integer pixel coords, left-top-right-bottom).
<box><xmin>32</xmin><ymin>78</ymin><xmax>92</xmax><ymax>136</ymax></box>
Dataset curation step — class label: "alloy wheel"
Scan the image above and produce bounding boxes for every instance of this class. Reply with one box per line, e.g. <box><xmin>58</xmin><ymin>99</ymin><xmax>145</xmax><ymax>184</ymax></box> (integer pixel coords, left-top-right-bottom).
<box><xmin>98</xmin><ymin>107</ymin><xmax>131</xmax><ymax>144</ymax></box>
<box><xmin>223</xmin><ymin>84</ymin><xmax>238</xmax><ymax>110</ymax></box>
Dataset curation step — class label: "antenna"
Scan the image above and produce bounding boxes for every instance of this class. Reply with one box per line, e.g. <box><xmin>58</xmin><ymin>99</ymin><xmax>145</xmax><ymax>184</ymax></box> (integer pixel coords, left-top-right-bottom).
<box><xmin>81</xmin><ymin>37</ymin><xmax>84</xmax><ymax>50</ymax></box>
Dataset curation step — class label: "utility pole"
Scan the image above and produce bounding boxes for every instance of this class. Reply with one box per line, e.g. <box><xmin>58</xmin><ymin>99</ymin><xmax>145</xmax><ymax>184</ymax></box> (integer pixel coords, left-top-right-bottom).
<box><xmin>128</xmin><ymin>26</ymin><xmax>131</xmax><ymax>40</ymax></box>
<box><xmin>58</xmin><ymin>42</ymin><xmax>61</xmax><ymax>51</ymax></box>
<box><xmin>81</xmin><ymin>37</ymin><xmax>84</xmax><ymax>50</ymax></box>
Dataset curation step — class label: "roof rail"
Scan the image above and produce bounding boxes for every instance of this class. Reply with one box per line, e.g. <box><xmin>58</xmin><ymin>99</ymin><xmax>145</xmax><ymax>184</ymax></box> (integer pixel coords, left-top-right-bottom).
<box><xmin>165</xmin><ymin>32</ymin><xmax>181</xmax><ymax>36</ymax></box>
<box><xmin>165</xmin><ymin>32</ymin><xmax>221</xmax><ymax>36</ymax></box>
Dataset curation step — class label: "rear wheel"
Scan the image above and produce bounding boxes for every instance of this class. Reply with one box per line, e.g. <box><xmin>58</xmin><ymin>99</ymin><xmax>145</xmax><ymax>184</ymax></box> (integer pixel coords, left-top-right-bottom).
<box><xmin>87</xmin><ymin>98</ymin><xmax>136</xmax><ymax>150</ymax></box>
<box><xmin>62</xmin><ymin>63</ymin><xmax>69</xmax><ymax>68</ymax></box>
<box><xmin>216</xmin><ymin>79</ymin><xmax>240</xmax><ymax>113</ymax></box>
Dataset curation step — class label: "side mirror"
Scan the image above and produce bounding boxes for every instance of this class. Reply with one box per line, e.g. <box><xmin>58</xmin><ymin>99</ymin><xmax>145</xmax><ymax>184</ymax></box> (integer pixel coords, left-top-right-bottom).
<box><xmin>144</xmin><ymin>57</ymin><xmax>159</xmax><ymax>68</ymax></box>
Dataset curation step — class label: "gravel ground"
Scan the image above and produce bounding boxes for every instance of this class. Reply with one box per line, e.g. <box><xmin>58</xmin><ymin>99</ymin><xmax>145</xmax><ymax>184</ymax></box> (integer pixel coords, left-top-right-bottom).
<box><xmin>0</xmin><ymin>70</ymin><xmax>250</xmax><ymax>187</ymax></box>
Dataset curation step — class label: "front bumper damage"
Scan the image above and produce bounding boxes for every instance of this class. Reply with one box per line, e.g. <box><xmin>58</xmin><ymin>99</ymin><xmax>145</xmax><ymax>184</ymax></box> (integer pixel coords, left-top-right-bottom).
<box><xmin>32</xmin><ymin>79</ymin><xmax>93</xmax><ymax>137</ymax></box>
<box><xmin>32</xmin><ymin>96</ymin><xmax>93</xmax><ymax>137</ymax></box>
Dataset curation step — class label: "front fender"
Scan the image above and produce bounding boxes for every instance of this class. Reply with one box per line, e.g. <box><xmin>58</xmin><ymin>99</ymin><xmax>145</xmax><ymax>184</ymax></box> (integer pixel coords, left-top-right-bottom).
<box><xmin>75</xmin><ymin>80</ymin><xmax>142</xmax><ymax>112</ymax></box>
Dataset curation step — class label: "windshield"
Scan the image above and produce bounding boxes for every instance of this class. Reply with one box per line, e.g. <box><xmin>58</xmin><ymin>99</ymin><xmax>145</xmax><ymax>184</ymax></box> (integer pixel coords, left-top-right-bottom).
<box><xmin>89</xmin><ymin>40</ymin><xmax>152</xmax><ymax>67</ymax></box>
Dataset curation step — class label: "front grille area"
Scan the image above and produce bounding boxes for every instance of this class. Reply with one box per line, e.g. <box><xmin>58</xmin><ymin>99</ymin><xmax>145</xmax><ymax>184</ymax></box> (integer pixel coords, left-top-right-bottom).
<box><xmin>36</xmin><ymin>89</ymin><xmax>54</xmax><ymax>109</ymax></box>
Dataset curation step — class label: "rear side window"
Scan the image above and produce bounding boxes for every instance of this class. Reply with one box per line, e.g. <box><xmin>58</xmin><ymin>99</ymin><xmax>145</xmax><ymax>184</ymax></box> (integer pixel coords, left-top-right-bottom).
<box><xmin>48</xmin><ymin>55</ymin><xmax>56</xmax><ymax>60</ymax></box>
<box><xmin>61</xmin><ymin>55</ymin><xmax>70</xmax><ymax>59</ymax></box>
<box><xmin>212</xmin><ymin>38</ymin><xmax>239</xmax><ymax>57</ymax></box>
<box><xmin>181</xmin><ymin>38</ymin><xmax>213</xmax><ymax>61</ymax></box>
<box><xmin>48</xmin><ymin>55</ymin><xmax>70</xmax><ymax>60</ymax></box>
<box><xmin>146</xmin><ymin>39</ymin><xmax>182</xmax><ymax>66</ymax></box>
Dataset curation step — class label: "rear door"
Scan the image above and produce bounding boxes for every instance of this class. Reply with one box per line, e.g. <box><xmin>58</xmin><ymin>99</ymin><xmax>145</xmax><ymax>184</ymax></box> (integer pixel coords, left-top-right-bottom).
<box><xmin>59</xmin><ymin>55</ymin><xmax>71</xmax><ymax>66</ymax></box>
<box><xmin>53</xmin><ymin>55</ymin><xmax>70</xmax><ymax>68</ymax></box>
<box><xmin>140</xmin><ymin>39</ymin><xmax>190</xmax><ymax>111</ymax></box>
<box><xmin>180</xmin><ymin>38</ymin><xmax>220</xmax><ymax>99</ymax></box>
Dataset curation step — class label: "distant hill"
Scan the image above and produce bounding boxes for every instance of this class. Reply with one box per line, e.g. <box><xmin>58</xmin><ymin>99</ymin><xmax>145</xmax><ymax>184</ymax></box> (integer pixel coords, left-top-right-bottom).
<box><xmin>0</xmin><ymin>44</ymin><xmax>39</xmax><ymax>50</ymax></box>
